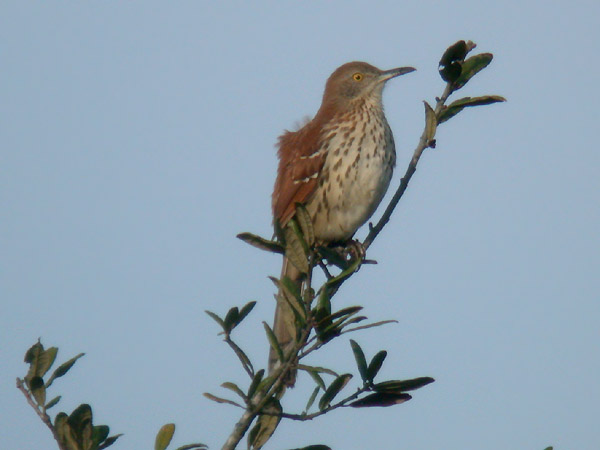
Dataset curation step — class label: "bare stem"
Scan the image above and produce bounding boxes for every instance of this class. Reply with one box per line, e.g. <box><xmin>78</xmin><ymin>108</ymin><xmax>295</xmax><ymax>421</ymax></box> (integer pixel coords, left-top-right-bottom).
<box><xmin>16</xmin><ymin>378</ymin><xmax>67</xmax><ymax>450</ymax></box>
<box><xmin>363</xmin><ymin>82</ymin><xmax>454</xmax><ymax>250</ymax></box>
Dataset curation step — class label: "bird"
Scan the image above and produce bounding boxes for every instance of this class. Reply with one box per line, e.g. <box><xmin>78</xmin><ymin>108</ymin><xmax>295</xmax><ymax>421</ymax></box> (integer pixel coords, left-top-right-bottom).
<box><xmin>270</xmin><ymin>61</ymin><xmax>415</xmax><ymax>386</ymax></box>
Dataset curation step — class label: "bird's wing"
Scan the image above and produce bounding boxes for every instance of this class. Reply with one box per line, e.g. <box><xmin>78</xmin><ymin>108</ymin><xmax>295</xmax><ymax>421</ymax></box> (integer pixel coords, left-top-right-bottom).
<box><xmin>272</xmin><ymin>125</ymin><xmax>327</xmax><ymax>226</ymax></box>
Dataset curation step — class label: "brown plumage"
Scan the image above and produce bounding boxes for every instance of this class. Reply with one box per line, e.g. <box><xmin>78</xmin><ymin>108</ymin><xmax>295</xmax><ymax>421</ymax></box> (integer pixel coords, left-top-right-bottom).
<box><xmin>270</xmin><ymin>61</ymin><xmax>415</xmax><ymax>385</ymax></box>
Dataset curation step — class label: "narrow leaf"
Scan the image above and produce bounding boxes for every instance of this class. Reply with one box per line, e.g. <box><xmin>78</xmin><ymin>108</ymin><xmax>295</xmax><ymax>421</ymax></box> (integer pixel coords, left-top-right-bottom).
<box><xmin>294</xmin><ymin>203</ymin><xmax>315</xmax><ymax>246</ymax></box>
<box><xmin>327</xmin><ymin>306</ymin><xmax>363</xmax><ymax>322</ymax></box>
<box><xmin>297</xmin><ymin>364</ymin><xmax>339</xmax><ymax>378</ymax></box>
<box><xmin>227</xmin><ymin>339</ymin><xmax>254</xmax><ymax>375</ymax></box>
<box><xmin>155</xmin><ymin>423</ymin><xmax>175</xmax><ymax>450</ymax></box>
<box><xmin>31</xmin><ymin>379</ymin><xmax>46</xmax><ymax>406</ymax></box>
<box><xmin>203</xmin><ymin>392</ymin><xmax>243</xmax><ymax>408</ymax></box>
<box><xmin>305</xmin><ymin>368</ymin><xmax>326</xmax><ymax>390</ymax></box>
<box><xmin>45</xmin><ymin>395</ymin><xmax>62</xmax><ymax>410</ymax></box>
<box><xmin>263</xmin><ymin>322</ymin><xmax>283</xmax><ymax>363</ymax></box>
<box><xmin>284</xmin><ymin>222</ymin><xmax>309</xmax><ymax>273</ymax></box>
<box><xmin>92</xmin><ymin>425</ymin><xmax>110</xmax><ymax>448</ymax></box>
<box><xmin>221</xmin><ymin>382</ymin><xmax>247</xmax><ymax>402</ymax></box>
<box><xmin>236</xmin><ymin>232</ymin><xmax>284</xmax><ymax>254</ymax></box>
<box><xmin>205</xmin><ymin>310</ymin><xmax>225</xmax><ymax>330</ymax></box>
<box><xmin>223</xmin><ymin>307</ymin><xmax>239</xmax><ymax>334</ymax></box>
<box><xmin>454</xmin><ymin>53</ymin><xmax>493</xmax><ymax>89</ymax></box>
<box><xmin>247</xmin><ymin>369</ymin><xmax>265</xmax><ymax>399</ymax></box>
<box><xmin>238</xmin><ymin>301</ymin><xmax>257</xmax><ymax>324</ymax></box>
<box><xmin>424</xmin><ymin>101</ymin><xmax>437</xmax><ymax>143</ymax></box>
<box><xmin>174</xmin><ymin>444</ymin><xmax>209</xmax><ymax>450</ymax></box>
<box><xmin>438</xmin><ymin>95</ymin><xmax>506</xmax><ymax>124</ymax></box>
<box><xmin>318</xmin><ymin>374</ymin><xmax>352</xmax><ymax>410</ymax></box>
<box><xmin>304</xmin><ymin>386</ymin><xmax>321</xmax><ymax>413</ymax></box>
<box><xmin>24</xmin><ymin>340</ymin><xmax>44</xmax><ymax>364</ymax></box>
<box><xmin>374</xmin><ymin>376</ymin><xmax>435</xmax><ymax>393</ymax></box>
<box><xmin>270</xmin><ymin>276</ymin><xmax>306</xmax><ymax>325</ymax></box>
<box><xmin>45</xmin><ymin>353</ymin><xmax>85</xmax><ymax>388</ymax></box>
<box><xmin>350</xmin><ymin>392</ymin><xmax>411</xmax><ymax>408</ymax></box>
<box><xmin>325</xmin><ymin>253</ymin><xmax>362</xmax><ymax>290</ymax></box>
<box><xmin>38</xmin><ymin>347</ymin><xmax>58</xmax><ymax>377</ymax></box>
<box><xmin>294</xmin><ymin>446</ymin><xmax>332</xmax><ymax>450</ymax></box>
<box><xmin>98</xmin><ymin>434</ymin><xmax>123</xmax><ymax>450</ymax></box>
<box><xmin>350</xmin><ymin>340</ymin><xmax>368</xmax><ymax>383</ymax></box>
<box><xmin>366</xmin><ymin>351</ymin><xmax>387</xmax><ymax>381</ymax></box>
<box><xmin>248</xmin><ymin>399</ymin><xmax>281</xmax><ymax>449</ymax></box>
<box><xmin>342</xmin><ymin>319</ymin><xmax>398</xmax><ymax>334</ymax></box>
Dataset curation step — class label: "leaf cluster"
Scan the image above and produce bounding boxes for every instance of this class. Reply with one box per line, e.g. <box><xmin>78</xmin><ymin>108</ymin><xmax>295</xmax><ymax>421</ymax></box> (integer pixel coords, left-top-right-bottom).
<box><xmin>18</xmin><ymin>340</ymin><xmax>121</xmax><ymax>450</ymax></box>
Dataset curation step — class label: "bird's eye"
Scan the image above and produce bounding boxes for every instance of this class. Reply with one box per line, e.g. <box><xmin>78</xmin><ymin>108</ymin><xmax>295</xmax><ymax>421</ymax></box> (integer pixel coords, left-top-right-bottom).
<box><xmin>352</xmin><ymin>73</ymin><xmax>363</xmax><ymax>82</ymax></box>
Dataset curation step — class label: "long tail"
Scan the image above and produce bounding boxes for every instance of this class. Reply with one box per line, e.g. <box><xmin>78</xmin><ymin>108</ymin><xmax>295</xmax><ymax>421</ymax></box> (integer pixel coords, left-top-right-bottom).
<box><xmin>269</xmin><ymin>257</ymin><xmax>302</xmax><ymax>387</ymax></box>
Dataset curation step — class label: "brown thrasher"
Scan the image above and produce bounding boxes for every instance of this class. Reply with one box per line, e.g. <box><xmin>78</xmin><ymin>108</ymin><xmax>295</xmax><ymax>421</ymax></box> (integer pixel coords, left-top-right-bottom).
<box><xmin>270</xmin><ymin>61</ymin><xmax>415</xmax><ymax>385</ymax></box>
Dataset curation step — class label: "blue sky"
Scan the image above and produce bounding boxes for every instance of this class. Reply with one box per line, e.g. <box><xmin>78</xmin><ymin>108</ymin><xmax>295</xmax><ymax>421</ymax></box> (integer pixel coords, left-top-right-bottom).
<box><xmin>2</xmin><ymin>1</ymin><xmax>599</xmax><ymax>449</ymax></box>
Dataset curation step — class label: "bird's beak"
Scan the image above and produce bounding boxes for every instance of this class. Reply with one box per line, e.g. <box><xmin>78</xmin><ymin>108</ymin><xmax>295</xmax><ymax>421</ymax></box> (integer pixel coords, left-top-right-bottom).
<box><xmin>380</xmin><ymin>66</ymin><xmax>416</xmax><ymax>82</ymax></box>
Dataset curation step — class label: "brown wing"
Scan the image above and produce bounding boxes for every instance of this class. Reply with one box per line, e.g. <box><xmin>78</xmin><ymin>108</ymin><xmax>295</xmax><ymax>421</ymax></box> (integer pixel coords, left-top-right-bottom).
<box><xmin>272</xmin><ymin>121</ymin><xmax>326</xmax><ymax>226</ymax></box>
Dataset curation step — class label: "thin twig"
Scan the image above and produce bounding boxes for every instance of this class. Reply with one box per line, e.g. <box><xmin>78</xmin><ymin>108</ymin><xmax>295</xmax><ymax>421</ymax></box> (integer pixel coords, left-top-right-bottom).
<box><xmin>363</xmin><ymin>82</ymin><xmax>454</xmax><ymax>250</ymax></box>
<box><xmin>16</xmin><ymin>378</ymin><xmax>66</xmax><ymax>450</ymax></box>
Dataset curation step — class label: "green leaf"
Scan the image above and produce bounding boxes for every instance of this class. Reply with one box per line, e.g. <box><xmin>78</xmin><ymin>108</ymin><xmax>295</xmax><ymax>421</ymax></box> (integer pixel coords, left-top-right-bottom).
<box><xmin>263</xmin><ymin>322</ymin><xmax>283</xmax><ymax>363</ymax></box>
<box><xmin>98</xmin><ymin>434</ymin><xmax>123</xmax><ymax>450</ymax></box>
<box><xmin>349</xmin><ymin>340</ymin><xmax>368</xmax><ymax>383</ymax></box>
<box><xmin>327</xmin><ymin>306</ymin><xmax>363</xmax><ymax>322</ymax></box>
<box><xmin>46</xmin><ymin>353</ymin><xmax>85</xmax><ymax>388</ymax></box>
<box><xmin>424</xmin><ymin>101</ymin><xmax>437</xmax><ymax>144</ymax></box>
<box><xmin>38</xmin><ymin>347</ymin><xmax>58</xmax><ymax>377</ymax></box>
<box><xmin>247</xmin><ymin>369</ymin><xmax>265</xmax><ymax>399</ymax></box>
<box><xmin>155</xmin><ymin>423</ymin><xmax>175</xmax><ymax>450</ymax></box>
<box><xmin>284</xmin><ymin>221</ymin><xmax>309</xmax><ymax>273</ymax></box>
<box><xmin>174</xmin><ymin>444</ymin><xmax>208</xmax><ymax>450</ymax></box>
<box><xmin>342</xmin><ymin>319</ymin><xmax>398</xmax><ymax>334</ymax></box>
<box><xmin>292</xmin><ymin>446</ymin><xmax>332</xmax><ymax>450</ymax></box>
<box><xmin>54</xmin><ymin>412</ymin><xmax>70</xmax><ymax>448</ymax></box>
<box><xmin>294</xmin><ymin>203</ymin><xmax>315</xmax><ymax>246</ymax></box>
<box><xmin>270</xmin><ymin>276</ymin><xmax>306</xmax><ymax>325</ymax></box>
<box><xmin>439</xmin><ymin>40</ymin><xmax>469</xmax><ymax>82</ymax></box>
<box><xmin>204</xmin><ymin>310</ymin><xmax>225</xmax><ymax>331</ymax></box>
<box><xmin>304</xmin><ymin>386</ymin><xmax>321</xmax><ymax>413</ymax></box>
<box><xmin>297</xmin><ymin>364</ymin><xmax>339</xmax><ymax>378</ymax></box>
<box><xmin>221</xmin><ymin>382</ymin><xmax>247</xmax><ymax>402</ymax></box>
<box><xmin>227</xmin><ymin>339</ymin><xmax>254</xmax><ymax>375</ymax></box>
<box><xmin>373</xmin><ymin>376</ymin><xmax>435</xmax><ymax>393</ymax></box>
<box><xmin>325</xmin><ymin>253</ymin><xmax>362</xmax><ymax>290</ymax></box>
<box><xmin>438</xmin><ymin>95</ymin><xmax>506</xmax><ymax>124</ymax></box>
<box><xmin>238</xmin><ymin>301</ymin><xmax>257</xmax><ymax>324</ymax></box>
<box><xmin>203</xmin><ymin>392</ymin><xmax>243</xmax><ymax>408</ymax></box>
<box><xmin>366</xmin><ymin>351</ymin><xmax>387</xmax><ymax>381</ymax></box>
<box><xmin>317</xmin><ymin>245</ymin><xmax>351</xmax><ymax>269</ymax></box>
<box><xmin>248</xmin><ymin>398</ymin><xmax>281</xmax><ymax>449</ymax></box>
<box><xmin>68</xmin><ymin>404</ymin><xmax>93</xmax><ymax>450</ymax></box>
<box><xmin>24</xmin><ymin>340</ymin><xmax>44</xmax><ymax>364</ymax></box>
<box><xmin>45</xmin><ymin>395</ymin><xmax>62</xmax><ymax>410</ymax></box>
<box><xmin>237</xmin><ymin>232</ymin><xmax>284</xmax><ymax>254</ymax></box>
<box><xmin>223</xmin><ymin>306</ymin><xmax>239</xmax><ymax>334</ymax></box>
<box><xmin>304</xmin><ymin>368</ymin><xmax>326</xmax><ymax>390</ymax></box>
<box><xmin>92</xmin><ymin>425</ymin><xmax>110</xmax><ymax>449</ymax></box>
<box><xmin>454</xmin><ymin>53</ymin><xmax>493</xmax><ymax>89</ymax></box>
<box><xmin>350</xmin><ymin>392</ymin><xmax>411</xmax><ymax>408</ymax></box>
<box><xmin>30</xmin><ymin>377</ymin><xmax>46</xmax><ymax>406</ymax></box>
<box><xmin>318</xmin><ymin>374</ymin><xmax>352</xmax><ymax>410</ymax></box>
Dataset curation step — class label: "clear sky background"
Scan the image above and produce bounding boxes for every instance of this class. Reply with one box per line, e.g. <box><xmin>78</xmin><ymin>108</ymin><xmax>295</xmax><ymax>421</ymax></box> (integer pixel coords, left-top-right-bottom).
<box><xmin>2</xmin><ymin>2</ymin><xmax>599</xmax><ymax>449</ymax></box>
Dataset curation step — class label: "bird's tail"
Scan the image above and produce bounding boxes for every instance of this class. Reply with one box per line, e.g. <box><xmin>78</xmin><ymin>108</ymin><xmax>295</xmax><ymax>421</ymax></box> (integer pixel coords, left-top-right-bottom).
<box><xmin>269</xmin><ymin>257</ymin><xmax>302</xmax><ymax>387</ymax></box>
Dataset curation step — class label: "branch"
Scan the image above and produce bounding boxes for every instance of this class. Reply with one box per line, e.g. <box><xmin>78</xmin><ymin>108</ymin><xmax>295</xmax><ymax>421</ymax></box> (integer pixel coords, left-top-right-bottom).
<box><xmin>16</xmin><ymin>378</ymin><xmax>67</xmax><ymax>450</ymax></box>
<box><xmin>363</xmin><ymin>82</ymin><xmax>453</xmax><ymax>250</ymax></box>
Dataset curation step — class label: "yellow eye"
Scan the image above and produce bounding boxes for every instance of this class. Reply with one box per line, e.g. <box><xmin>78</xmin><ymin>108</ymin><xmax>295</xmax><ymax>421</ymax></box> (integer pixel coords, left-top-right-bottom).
<box><xmin>352</xmin><ymin>73</ymin><xmax>363</xmax><ymax>82</ymax></box>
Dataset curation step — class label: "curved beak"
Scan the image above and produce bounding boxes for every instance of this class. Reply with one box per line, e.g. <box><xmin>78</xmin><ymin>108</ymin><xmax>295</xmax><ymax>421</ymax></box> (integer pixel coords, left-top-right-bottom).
<box><xmin>380</xmin><ymin>66</ymin><xmax>416</xmax><ymax>82</ymax></box>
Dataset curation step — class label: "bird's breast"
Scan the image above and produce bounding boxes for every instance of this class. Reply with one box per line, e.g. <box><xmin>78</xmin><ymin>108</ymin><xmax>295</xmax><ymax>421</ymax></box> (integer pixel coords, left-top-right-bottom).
<box><xmin>307</xmin><ymin>112</ymin><xmax>396</xmax><ymax>242</ymax></box>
